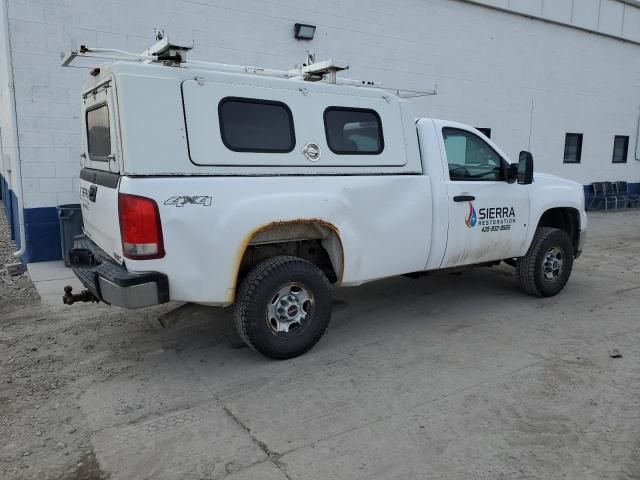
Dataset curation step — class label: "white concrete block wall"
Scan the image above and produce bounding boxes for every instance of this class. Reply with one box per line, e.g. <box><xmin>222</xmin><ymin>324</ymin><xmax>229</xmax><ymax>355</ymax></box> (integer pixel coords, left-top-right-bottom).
<box><xmin>2</xmin><ymin>0</ymin><xmax>97</xmax><ymax>211</ymax></box>
<box><xmin>466</xmin><ymin>0</ymin><xmax>640</xmax><ymax>42</ymax></box>
<box><xmin>1</xmin><ymin>0</ymin><xmax>639</xmax><ymax>214</ymax></box>
<box><xmin>572</xmin><ymin>0</ymin><xmax>601</xmax><ymax>30</ymax></box>
<box><xmin>623</xmin><ymin>4</ymin><xmax>640</xmax><ymax>41</ymax></box>
<box><xmin>600</xmin><ymin>1</ymin><xmax>625</xmax><ymax>35</ymax></box>
<box><xmin>542</xmin><ymin>0</ymin><xmax>573</xmax><ymax>23</ymax></box>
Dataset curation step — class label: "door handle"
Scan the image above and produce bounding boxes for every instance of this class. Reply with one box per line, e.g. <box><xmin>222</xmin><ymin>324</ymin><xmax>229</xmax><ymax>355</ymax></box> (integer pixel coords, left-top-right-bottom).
<box><xmin>453</xmin><ymin>195</ymin><xmax>475</xmax><ymax>202</ymax></box>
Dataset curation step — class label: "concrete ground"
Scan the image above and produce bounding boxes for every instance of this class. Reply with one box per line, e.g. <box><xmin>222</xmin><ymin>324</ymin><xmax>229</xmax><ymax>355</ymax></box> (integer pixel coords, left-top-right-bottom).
<box><xmin>27</xmin><ymin>261</ymin><xmax>82</xmax><ymax>306</ymax></box>
<box><xmin>1</xmin><ymin>210</ymin><xmax>640</xmax><ymax>480</ymax></box>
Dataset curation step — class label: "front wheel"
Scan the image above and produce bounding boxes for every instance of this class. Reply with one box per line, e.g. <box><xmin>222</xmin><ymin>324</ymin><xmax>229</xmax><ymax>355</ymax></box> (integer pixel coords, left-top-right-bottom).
<box><xmin>234</xmin><ymin>256</ymin><xmax>333</xmax><ymax>360</ymax></box>
<box><xmin>516</xmin><ymin>227</ymin><xmax>574</xmax><ymax>297</ymax></box>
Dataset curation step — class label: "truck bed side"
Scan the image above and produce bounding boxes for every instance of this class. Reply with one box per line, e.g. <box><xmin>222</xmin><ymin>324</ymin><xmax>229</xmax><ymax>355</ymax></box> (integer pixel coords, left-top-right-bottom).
<box><xmin>119</xmin><ymin>175</ymin><xmax>433</xmax><ymax>305</ymax></box>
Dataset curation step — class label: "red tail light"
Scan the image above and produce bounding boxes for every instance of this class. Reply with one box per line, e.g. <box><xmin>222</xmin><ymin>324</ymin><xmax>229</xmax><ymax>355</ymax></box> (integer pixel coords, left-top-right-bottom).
<box><xmin>118</xmin><ymin>193</ymin><xmax>165</xmax><ymax>260</ymax></box>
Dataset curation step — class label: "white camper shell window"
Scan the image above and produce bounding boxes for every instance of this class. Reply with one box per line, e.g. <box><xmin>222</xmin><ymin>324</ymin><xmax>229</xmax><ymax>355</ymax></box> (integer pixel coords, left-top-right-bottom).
<box><xmin>86</xmin><ymin>104</ymin><xmax>111</xmax><ymax>161</ymax></box>
<box><xmin>324</xmin><ymin>107</ymin><xmax>384</xmax><ymax>155</ymax></box>
<box><xmin>180</xmin><ymin>76</ymin><xmax>409</xmax><ymax>169</ymax></box>
<box><xmin>218</xmin><ymin>97</ymin><xmax>295</xmax><ymax>153</ymax></box>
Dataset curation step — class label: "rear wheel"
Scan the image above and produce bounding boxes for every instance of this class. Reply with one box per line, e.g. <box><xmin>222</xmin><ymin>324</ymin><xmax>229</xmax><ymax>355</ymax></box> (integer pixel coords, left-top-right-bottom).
<box><xmin>234</xmin><ymin>256</ymin><xmax>333</xmax><ymax>359</ymax></box>
<box><xmin>516</xmin><ymin>227</ymin><xmax>574</xmax><ymax>297</ymax></box>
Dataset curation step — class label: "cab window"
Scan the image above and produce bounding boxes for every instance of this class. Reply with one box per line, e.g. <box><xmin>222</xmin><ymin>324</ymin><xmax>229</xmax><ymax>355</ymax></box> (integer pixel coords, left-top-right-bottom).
<box><xmin>443</xmin><ymin>128</ymin><xmax>504</xmax><ymax>181</ymax></box>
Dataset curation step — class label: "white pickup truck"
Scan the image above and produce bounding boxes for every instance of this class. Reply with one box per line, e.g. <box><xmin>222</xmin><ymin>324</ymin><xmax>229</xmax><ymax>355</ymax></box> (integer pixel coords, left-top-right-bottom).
<box><xmin>63</xmin><ymin>41</ymin><xmax>587</xmax><ymax>359</ymax></box>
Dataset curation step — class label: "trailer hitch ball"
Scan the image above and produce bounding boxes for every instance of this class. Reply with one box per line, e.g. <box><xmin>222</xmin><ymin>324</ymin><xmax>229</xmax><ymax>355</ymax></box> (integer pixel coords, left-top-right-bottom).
<box><xmin>63</xmin><ymin>285</ymin><xmax>99</xmax><ymax>305</ymax></box>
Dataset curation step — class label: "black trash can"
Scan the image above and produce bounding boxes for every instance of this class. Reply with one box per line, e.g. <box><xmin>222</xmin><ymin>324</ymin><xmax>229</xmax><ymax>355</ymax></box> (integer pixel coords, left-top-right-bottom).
<box><xmin>57</xmin><ymin>204</ymin><xmax>83</xmax><ymax>267</ymax></box>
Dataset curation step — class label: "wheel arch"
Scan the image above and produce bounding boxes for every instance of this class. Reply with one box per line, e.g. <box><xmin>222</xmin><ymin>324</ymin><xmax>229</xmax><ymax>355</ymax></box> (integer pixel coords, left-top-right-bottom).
<box><xmin>230</xmin><ymin>219</ymin><xmax>344</xmax><ymax>302</ymax></box>
<box><xmin>535</xmin><ymin>207</ymin><xmax>581</xmax><ymax>251</ymax></box>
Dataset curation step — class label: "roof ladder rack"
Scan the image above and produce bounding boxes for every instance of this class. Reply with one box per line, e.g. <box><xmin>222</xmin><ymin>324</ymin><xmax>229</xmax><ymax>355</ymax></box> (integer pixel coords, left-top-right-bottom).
<box><xmin>61</xmin><ymin>36</ymin><xmax>437</xmax><ymax>98</ymax></box>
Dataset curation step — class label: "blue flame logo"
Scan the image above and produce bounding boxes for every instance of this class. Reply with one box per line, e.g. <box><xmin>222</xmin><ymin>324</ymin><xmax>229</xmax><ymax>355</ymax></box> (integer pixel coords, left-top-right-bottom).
<box><xmin>465</xmin><ymin>201</ymin><xmax>477</xmax><ymax>228</ymax></box>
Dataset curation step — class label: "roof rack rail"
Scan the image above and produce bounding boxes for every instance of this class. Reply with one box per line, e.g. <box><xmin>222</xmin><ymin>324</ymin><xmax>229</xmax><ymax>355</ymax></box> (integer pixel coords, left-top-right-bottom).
<box><xmin>61</xmin><ymin>36</ymin><xmax>437</xmax><ymax>98</ymax></box>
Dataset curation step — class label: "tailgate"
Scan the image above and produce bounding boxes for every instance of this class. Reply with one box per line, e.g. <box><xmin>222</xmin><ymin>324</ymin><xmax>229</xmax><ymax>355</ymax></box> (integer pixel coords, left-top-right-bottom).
<box><xmin>79</xmin><ymin>169</ymin><xmax>123</xmax><ymax>262</ymax></box>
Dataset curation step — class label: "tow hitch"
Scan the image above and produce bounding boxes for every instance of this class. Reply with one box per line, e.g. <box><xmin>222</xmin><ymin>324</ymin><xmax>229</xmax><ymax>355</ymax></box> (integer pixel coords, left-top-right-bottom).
<box><xmin>62</xmin><ymin>286</ymin><xmax>99</xmax><ymax>305</ymax></box>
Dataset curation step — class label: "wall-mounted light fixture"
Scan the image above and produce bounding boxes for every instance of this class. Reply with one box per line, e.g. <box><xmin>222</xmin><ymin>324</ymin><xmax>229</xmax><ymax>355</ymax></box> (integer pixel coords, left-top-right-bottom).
<box><xmin>294</xmin><ymin>23</ymin><xmax>316</xmax><ymax>40</ymax></box>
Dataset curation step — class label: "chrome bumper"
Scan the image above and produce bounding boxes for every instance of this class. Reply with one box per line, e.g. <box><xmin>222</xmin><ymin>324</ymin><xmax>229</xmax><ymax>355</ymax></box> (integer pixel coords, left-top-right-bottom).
<box><xmin>97</xmin><ymin>277</ymin><xmax>165</xmax><ymax>309</ymax></box>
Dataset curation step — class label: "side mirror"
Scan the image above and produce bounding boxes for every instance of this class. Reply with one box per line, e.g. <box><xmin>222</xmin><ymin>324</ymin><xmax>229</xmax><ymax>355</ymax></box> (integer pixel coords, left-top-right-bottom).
<box><xmin>518</xmin><ymin>151</ymin><xmax>534</xmax><ymax>185</ymax></box>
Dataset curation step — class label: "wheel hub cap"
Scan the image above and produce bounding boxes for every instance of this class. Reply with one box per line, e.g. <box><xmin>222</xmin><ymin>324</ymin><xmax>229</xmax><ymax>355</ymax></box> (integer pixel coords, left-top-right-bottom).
<box><xmin>543</xmin><ymin>246</ymin><xmax>564</xmax><ymax>281</ymax></box>
<box><xmin>267</xmin><ymin>283</ymin><xmax>314</xmax><ymax>333</ymax></box>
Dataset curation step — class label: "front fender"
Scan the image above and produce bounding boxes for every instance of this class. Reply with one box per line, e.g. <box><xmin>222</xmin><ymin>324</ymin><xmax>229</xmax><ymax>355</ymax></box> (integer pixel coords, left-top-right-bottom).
<box><xmin>525</xmin><ymin>175</ymin><xmax>587</xmax><ymax>252</ymax></box>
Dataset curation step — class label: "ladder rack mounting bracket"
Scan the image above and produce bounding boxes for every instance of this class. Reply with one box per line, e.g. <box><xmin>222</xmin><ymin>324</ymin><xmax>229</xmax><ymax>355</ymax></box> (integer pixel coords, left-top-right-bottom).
<box><xmin>142</xmin><ymin>37</ymin><xmax>193</xmax><ymax>63</ymax></box>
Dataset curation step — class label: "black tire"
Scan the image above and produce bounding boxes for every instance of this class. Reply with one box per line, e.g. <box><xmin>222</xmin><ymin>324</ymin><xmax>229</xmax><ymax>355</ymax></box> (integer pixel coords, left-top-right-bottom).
<box><xmin>516</xmin><ymin>227</ymin><xmax>574</xmax><ymax>297</ymax></box>
<box><xmin>234</xmin><ymin>256</ymin><xmax>333</xmax><ymax>360</ymax></box>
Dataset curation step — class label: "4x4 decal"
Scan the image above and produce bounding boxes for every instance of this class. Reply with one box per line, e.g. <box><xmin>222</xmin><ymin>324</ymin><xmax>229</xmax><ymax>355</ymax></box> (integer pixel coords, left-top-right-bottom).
<box><xmin>164</xmin><ymin>196</ymin><xmax>212</xmax><ymax>207</ymax></box>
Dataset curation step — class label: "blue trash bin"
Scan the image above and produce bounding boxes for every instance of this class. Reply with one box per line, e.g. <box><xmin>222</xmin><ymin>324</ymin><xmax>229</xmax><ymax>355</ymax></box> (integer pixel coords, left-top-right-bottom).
<box><xmin>57</xmin><ymin>204</ymin><xmax>83</xmax><ymax>266</ymax></box>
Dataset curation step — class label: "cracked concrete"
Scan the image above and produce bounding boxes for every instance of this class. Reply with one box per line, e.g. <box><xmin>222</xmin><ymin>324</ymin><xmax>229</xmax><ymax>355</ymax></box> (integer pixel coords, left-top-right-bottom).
<box><xmin>1</xmin><ymin>210</ymin><xmax>639</xmax><ymax>479</ymax></box>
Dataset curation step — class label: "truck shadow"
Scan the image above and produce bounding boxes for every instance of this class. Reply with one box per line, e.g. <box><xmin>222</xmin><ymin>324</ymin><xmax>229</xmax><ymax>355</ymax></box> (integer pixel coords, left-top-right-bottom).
<box><xmin>151</xmin><ymin>265</ymin><xmax>523</xmax><ymax>357</ymax></box>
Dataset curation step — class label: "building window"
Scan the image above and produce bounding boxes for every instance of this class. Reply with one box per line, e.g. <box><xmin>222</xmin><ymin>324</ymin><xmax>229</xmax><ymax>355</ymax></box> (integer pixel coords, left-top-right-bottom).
<box><xmin>86</xmin><ymin>104</ymin><xmax>111</xmax><ymax>161</ymax></box>
<box><xmin>218</xmin><ymin>97</ymin><xmax>295</xmax><ymax>153</ymax></box>
<box><xmin>476</xmin><ymin>128</ymin><xmax>491</xmax><ymax>138</ymax></box>
<box><xmin>324</xmin><ymin>107</ymin><xmax>384</xmax><ymax>154</ymax></box>
<box><xmin>563</xmin><ymin>133</ymin><xmax>583</xmax><ymax>164</ymax></box>
<box><xmin>612</xmin><ymin>136</ymin><xmax>629</xmax><ymax>164</ymax></box>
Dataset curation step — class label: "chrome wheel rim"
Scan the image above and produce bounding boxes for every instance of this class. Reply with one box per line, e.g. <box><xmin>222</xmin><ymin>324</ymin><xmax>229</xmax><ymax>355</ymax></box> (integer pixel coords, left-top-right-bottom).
<box><xmin>266</xmin><ymin>282</ymin><xmax>314</xmax><ymax>334</ymax></box>
<box><xmin>542</xmin><ymin>246</ymin><xmax>564</xmax><ymax>281</ymax></box>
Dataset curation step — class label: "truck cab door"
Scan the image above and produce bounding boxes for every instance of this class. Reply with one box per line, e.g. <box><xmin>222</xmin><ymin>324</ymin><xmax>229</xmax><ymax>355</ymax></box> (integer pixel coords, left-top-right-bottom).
<box><xmin>438</xmin><ymin>125</ymin><xmax>530</xmax><ymax>268</ymax></box>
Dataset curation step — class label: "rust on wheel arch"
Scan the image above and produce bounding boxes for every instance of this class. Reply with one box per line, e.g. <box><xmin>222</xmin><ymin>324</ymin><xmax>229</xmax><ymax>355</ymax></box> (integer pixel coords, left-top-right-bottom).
<box><xmin>226</xmin><ymin>218</ymin><xmax>344</xmax><ymax>304</ymax></box>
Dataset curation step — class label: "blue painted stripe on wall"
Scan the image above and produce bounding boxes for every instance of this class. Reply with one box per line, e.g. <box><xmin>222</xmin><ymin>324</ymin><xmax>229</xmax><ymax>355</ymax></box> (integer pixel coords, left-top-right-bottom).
<box><xmin>11</xmin><ymin>191</ymin><xmax>20</xmax><ymax>249</ymax></box>
<box><xmin>24</xmin><ymin>206</ymin><xmax>59</xmax><ymax>225</ymax></box>
<box><xmin>23</xmin><ymin>206</ymin><xmax>62</xmax><ymax>263</ymax></box>
<box><xmin>0</xmin><ymin>175</ymin><xmax>60</xmax><ymax>263</ymax></box>
<box><xmin>0</xmin><ymin>174</ymin><xmax>6</xmax><ymax>218</ymax></box>
<box><xmin>1</xmin><ymin>174</ymin><xmax>10</xmax><ymax>233</ymax></box>
<box><xmin>0</xmin><ymin>173</ymin><xmax>19</xmax><ymax>244</ymax></box>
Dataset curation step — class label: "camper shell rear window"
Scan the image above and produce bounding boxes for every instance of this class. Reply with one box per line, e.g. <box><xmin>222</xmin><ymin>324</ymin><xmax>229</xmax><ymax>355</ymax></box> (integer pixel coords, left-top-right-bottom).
<box><xmin>218</xmin><ymin>97</ymin><xmax>295</xmax><ymax>153</ymax></box>
<box><xmin>86</xmin><ymin>104</ymin><xmax>111</xmax><ymax>160</ymax></box>
<box><xmin>324</xmin><ymin>107</ymin><xmax>384</xmax><ymax>155</ymax></box>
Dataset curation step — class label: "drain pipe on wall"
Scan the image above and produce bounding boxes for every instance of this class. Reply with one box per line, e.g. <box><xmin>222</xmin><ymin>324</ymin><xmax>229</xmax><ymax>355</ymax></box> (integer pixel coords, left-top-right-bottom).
<box><xmin>1</xmin><ymin>0</ymin><xmax>26</xmax><ymax>259</ymax></box>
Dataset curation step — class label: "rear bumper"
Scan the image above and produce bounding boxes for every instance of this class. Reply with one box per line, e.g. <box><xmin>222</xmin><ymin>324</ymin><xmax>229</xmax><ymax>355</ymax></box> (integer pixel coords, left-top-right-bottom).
<box><xmin>69</xmin><ymin>235</ymin><xmax>169</xmax><ymax>309</ymax></box>
<box><xmin>575</xmin><ymin>229</ymin><xmax>587</xmax><ymax>259</ymax></box>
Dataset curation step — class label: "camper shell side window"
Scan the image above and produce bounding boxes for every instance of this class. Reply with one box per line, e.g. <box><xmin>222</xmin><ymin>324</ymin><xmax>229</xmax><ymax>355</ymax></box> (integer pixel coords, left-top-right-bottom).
<box><xmin>180</xmin><ymin>76</ymin><xmax>411</xmax><ymax>170</ymax></box>
<box><xmin>86</xmin><ymin>103</ymin><xmax>111</xmax><ymax>161</ymax></box>
<box><xmin>218</xmin><ymin>97</ymin><xmax>296</xmax><ymax>153</ymax></box>
<box><xmin>323</xmin><ymin>107</ymin><xmax>384</xmax><ymax>155</ymax></box>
